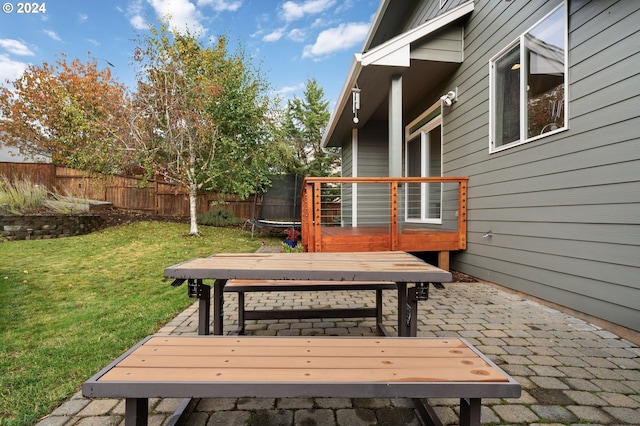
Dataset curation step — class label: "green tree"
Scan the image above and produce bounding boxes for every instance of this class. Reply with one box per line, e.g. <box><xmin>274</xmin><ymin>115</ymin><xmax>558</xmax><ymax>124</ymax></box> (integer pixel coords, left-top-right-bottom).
<box><xmin>131</xmin><ymin>21</ymin><xmax>286</xmax><ymax>235</ymax></box>
<box><xmin>0</xmin><ymin>54</ymin><xmax>130</xmax><ymax>173</ymax></box>
<box><xmin>284</xmin><ymin>78</ymin><xmax>338</xmax><ymax>176</ymax></box>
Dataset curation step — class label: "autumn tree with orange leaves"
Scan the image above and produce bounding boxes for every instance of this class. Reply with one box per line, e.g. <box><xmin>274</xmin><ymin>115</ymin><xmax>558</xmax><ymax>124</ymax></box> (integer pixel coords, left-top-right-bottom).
<box><xmin>0</xmin><ymin>54</ymin><xmax>131</xmax><ymax>173</ymax></box>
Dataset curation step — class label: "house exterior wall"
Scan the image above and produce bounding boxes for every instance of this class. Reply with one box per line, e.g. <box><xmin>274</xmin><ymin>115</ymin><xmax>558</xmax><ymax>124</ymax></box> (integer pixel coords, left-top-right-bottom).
<box><xmin>356</xmin><ymin>121</ymin><xmax>391</xmax><ymax>225</ymax></box>
<box><xmin>341</xmin><ymin>139</ymin><xmax>354</xmax><ymax>226</ymax></box>
<box><xmin>405</xmin><ymin>0</ymin><xmax>471</xmax><ymax>30</ymax></box>
<box><xmin>439</xmin><ymin>0</ymin><xmax>640</xmax><ymax>331</ymax></box>
<box><xmin>357</xmin><ymin>121</ymin><xmax>389</xmax><ymax>177</ymax></box>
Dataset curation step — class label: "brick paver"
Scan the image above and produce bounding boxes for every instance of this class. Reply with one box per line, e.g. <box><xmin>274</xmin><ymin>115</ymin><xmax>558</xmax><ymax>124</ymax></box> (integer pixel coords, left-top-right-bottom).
<box><xmin>38</xmin><ymin>249</ymin><xmax>640</xmax><ymax>425</ymax></box>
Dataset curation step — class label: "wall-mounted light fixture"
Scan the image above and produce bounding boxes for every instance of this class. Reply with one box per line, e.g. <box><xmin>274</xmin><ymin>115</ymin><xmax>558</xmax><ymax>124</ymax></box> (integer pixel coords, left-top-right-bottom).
<box><xmin>440</xmin><ymin>87</ymin><xmax>458</xmax><ymax>107</ymax></box>
<box><xmin>352</xmin><ymin>85</ymin><xmax>361</xmax><ymax>124</ymax></box>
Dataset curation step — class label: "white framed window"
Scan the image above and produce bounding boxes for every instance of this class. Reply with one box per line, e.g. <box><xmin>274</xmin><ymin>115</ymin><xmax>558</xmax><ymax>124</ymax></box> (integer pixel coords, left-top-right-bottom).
<box><xmin>405</xmin><ymin>103</ymin><xmax>442</xmax><ymax>224</ymax></box>
<box><xmin>489</xmin><ymin>3</ymin><xmax>568</xmax><ymax>152</ymax></box>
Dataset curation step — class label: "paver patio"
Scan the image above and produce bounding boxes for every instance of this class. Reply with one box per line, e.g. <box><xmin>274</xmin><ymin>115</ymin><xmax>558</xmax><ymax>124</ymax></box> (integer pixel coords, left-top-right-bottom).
<box><xmin>38</xmin><ymin>251</ymin><xmax>639</xmax><ymax>426</ymax></box>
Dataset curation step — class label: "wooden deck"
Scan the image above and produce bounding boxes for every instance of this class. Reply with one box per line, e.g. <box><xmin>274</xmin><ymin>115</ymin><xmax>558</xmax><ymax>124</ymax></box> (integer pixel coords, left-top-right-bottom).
<box><xmin>301</xmin><ymin>177</ymin><xmax>468</xmax><ymax>268</ymax></box>
<box><xmin>318</xmin><ymin>226</ymin><xmax>462</xmax><ymax>252</ymax></box>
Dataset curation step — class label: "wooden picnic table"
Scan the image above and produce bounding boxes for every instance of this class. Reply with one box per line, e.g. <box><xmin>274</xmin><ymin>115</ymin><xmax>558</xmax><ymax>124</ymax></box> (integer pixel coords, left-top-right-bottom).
<box><xmin>164</xmin><ymin>251</ymin><xmax>452</xmax><ymax>336</ymax></box>
<box><xmin>83</xmin><ymin>335</ymin><xmax>521</xmax><ymax>426</ymax></box>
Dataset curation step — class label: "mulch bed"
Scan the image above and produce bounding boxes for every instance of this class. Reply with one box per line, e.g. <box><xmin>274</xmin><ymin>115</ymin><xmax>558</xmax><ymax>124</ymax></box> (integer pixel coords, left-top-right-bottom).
<box><xmin>451</xmin><ymin>270</ymin><xmax>477</xmax><ymax>283</ymax></box>
<box><xmin>96</xmin><ymin>208</ymin><xmax>188</xmax><ymax>229</ymax></box>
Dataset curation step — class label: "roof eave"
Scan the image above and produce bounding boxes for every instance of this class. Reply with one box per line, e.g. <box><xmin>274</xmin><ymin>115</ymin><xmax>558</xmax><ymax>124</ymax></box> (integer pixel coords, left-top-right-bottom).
<box><xmin>322</xmin><ymin>0</ymin><xmax>475</xmax><ymax>149</ymax></box>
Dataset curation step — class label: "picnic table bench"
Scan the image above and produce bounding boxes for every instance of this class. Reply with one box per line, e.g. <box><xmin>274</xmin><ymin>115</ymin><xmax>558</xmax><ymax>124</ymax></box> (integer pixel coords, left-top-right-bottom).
<box><xmin>224</xmin><ymin>279</ymin><xmax>397</xmax><ymax>335</ymax></box>
<box><xmin>82</xmin><ymin>335</ymin><xmax>521</xmax><ymax>426</ymax></box>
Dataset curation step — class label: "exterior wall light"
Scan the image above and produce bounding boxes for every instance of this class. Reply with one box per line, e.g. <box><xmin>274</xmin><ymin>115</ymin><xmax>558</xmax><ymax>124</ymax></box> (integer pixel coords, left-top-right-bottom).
<box><xmin>440</xmin><ymin>88</ymin><xmax>458</xmax><ymax>107</ymax></box>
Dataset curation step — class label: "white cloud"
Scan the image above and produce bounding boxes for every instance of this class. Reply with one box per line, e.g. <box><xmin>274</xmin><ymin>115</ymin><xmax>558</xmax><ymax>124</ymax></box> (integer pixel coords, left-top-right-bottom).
<box><xmin>197</xmin><ymin>0</ymin><xmax>242</xmax><ymax>12</ymax></box>
<box><xmin>0</xmin><ymin>54</ymin><xmax>29</xmax><ymax>84</ymax></box>
<box><xmin>0</xmin><ymin>39</ymin><xmax>35</xmax><ymax>56</ymax></box>
<box><xmin>281</xmin><ymin>0</ymin><xmax>336</xmax><ymax>22</ymax></box>
<box><xmin>78</xmin><ymin>13</ymin><xmax>88</xmax><ymax>22</ymax></box>
<box><xmin>263</xmin><ymin>28</ymin><xmax>285</xmax><ymax>42</ymax></box>
<box><xmin>287</xmin><ymin>28</ymin><xmax>306</xmax><ymax>42</ymax></box>
<box><xmin>130</xmin><ymin>14</ymin><xmax>147</xmax><ymax>30</ymax></box>
<box><xmin>147</xmin><ymin>0</ymin><xmax>205</xmax><ymax>34</ymax></box>
<box><xmin>274</xmin><ymin>82</ymin><xmax>305</xmax><ymax>101</ymax></box>
<box><xmin>302</xmin><ymin>22</ymin><xmax>368</xmax><ymax>59</ymax></box>
<box><xmin>126</xmin><ymin>0</ymin><xmax>147</xmax><ymax>29</ymax></box>
<box><xmin>43</xmin><ymin>30</ymin><xmax>61</xmax><ymax>41</ymax></box>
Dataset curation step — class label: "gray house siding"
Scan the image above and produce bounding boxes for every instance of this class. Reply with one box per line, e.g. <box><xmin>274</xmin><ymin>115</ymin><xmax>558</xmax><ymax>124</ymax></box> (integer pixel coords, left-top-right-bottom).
<box><xmin>358</xmin><ymin>121</ymin><xmax>388</xmax><ymax>177</ymax></box>
<box><xmin>406</xmin><ymin>0</ymin><xmax>470</xmax><ymax>30</ymax></box>
<box><xmin>341</xmin><ymin>140</ymin><xmax>354</xmax><ymax>226</ymax></box>
<box><xmin>356</xmin><ymin>122</ymin><xmax>390</xmax><ymax>225</ymax></box>
<box><xmin>441</xmin><ymin>0</ymin><xmax>640</xmax><ymax>331</ymax></box>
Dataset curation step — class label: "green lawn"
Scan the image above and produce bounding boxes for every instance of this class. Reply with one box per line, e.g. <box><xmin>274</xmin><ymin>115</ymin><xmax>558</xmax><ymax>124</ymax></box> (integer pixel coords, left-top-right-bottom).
<box><xmin>0</xmin><ymin>221</ymin><xmax>280</xmax><ymax>425</ymax></box>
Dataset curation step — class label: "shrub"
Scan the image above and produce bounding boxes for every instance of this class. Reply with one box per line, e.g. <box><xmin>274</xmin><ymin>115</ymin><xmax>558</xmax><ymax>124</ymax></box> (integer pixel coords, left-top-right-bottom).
<box><xmin>197</xmin><ymin>207</ymin><xmax>242</xmax><ymax>227</ymax></box>
<box><xmin>0</xmin><ymin>175</ymin><xmax>49</xmax><ymax>214</ymax></box>
<box><xmin>0</xmin><ymin>174</ymin><xmax>89</xmax><ymax>215</ymax></box>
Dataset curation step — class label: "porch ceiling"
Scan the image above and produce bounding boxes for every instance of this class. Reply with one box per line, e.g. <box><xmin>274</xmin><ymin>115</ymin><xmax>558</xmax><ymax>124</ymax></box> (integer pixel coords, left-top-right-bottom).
<box><xmin>363</xmin><ymin>59</ymin><xmax>460</xmax><ymax>122</ymax></box>
<box><xmin>323</xmin><ymin>61</ymin><xmax>460</xmax><ymax>148</ymax></box>
<box><xmin>322</xmin><ymin>1</ymin><xmax>474</xmax><ymax>148</ymax></box>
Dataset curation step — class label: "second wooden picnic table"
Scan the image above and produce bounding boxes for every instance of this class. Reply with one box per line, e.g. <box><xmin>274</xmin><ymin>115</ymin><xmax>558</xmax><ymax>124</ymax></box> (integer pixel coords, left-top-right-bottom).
<box><xmin>164</xmin><ymin>251</ymin><xmax>452</xmax><ymax>336</ymax></box>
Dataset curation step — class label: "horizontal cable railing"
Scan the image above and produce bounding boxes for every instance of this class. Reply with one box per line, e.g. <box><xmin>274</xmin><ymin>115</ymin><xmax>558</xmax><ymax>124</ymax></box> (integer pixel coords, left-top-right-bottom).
<box><xmin>301</xmin><ymin>177</ymin><xmax>468</xmax><ymax>253</ymax></box>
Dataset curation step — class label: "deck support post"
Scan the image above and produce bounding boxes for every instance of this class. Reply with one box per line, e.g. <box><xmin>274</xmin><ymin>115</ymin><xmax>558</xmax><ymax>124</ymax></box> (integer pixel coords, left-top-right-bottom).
<box><xmin>438</xmin><ymin>251</ymin><xmax>450</xmax><ymax>271</ymax></box>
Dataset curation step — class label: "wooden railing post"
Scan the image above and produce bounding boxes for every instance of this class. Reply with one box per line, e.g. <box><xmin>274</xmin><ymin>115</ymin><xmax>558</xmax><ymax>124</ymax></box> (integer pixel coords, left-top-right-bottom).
<box><xmin>390</xmin><ymin>181</ymin><xmax>399</xmax><ymax>251</ymax></box>
<box><xmin>458</xmin><ymin>178</ymin><xmax>468</xmax><ymax>250</ymax></box>
<box><xmin>313</xmin><ymin>181</ymin><xmax>323</xmax><ymax>252</ymax></box>
<box><xmin>301</xmin><ymin>182</ymin><xmax>311</xmax><ymax>251</ymax></box>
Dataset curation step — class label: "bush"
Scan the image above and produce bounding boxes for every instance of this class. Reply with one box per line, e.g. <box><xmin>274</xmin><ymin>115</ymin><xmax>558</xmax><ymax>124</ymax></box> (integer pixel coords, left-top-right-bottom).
<box><xmin>197</xmin><ymin>207</ymin><xmax>242</xmax><ymax>227</ymax></box>
<box><xmin>0</xmin><ymin>175</ymin><xmax>49</xmax><ymax>214</ymax></box>
<box><xmin>0</xmin><ymin>174</ymin><xmax>89</xmax><ymax>215</ymax></box>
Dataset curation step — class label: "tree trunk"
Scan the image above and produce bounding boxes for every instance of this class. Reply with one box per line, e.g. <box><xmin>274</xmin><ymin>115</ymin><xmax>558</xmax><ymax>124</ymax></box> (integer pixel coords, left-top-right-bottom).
<box><xmin>189</xmin><ymin>186</ymin><xmax>199</xmax><ymax>236</ymax></box>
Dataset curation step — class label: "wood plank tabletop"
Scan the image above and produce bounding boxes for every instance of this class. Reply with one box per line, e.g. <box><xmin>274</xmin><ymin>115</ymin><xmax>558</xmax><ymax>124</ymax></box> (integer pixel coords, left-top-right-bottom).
<box><xmin>164</xmin><ymin>251</ymin><xmax>452</xmax><ymax>283</ymax></box>
<box><xmin>97</xmin><ymin>336</ymin><xmax>509</xmax><ymax>384</ymax></box>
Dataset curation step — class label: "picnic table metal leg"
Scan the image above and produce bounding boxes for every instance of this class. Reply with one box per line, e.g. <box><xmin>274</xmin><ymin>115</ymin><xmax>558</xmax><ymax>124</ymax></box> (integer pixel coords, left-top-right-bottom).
<box><xmin>125</xmin><ymin>398</ymin><xmax>148</xmax><ymax>426</ymax></box>
<box><xmin>375</xmin><ymin>289</ymin><xmax>385</xmax><ymax>336</ymax></box>
<box><xmin>408</xmin><ymin>286</ymin><xmax>418</xmax><ymax>337</ymax></box>
<box><xmin>236</xmin><ymin>291</ymin><xmax>246</xmax><ymax>335</ymax></box>
<box><xmin>213</xmin><ymin>279</ymin><xmax>227</xmax><ymax>335</ymax></box>
<box><xmin>459</xmin><ymin>398</ymin><xmax>481</xmax><ymax>426</ymax></box>
<box><xmin>397</xmin><ymin>282</ymin><xmax>408</xmax><ymax>337</ymax></box>
<box><xmin>198</xmin><ymin>282</ymin><xmax>210</xmax><ymax>336</ymax></box>
<box><xmin>188</xmin><ymin>279</ymin><xmax>210</xmax><ymax>335</ymax></box>
<box><xmin>413</xmin><ymin>398</ymin><xmax>443</xmax><ymax>426</ymax></box>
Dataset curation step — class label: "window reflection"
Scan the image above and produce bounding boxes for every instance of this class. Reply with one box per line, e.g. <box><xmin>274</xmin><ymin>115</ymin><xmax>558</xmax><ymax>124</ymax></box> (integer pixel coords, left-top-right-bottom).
<box><xmin>526</xmin><ymin>7</ymin><xmax>565</xmax><ymax>137</ymax></box>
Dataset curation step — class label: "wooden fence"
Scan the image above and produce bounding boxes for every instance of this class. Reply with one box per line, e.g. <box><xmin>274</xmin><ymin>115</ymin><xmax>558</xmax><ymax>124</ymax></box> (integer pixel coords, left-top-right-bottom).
<box><xmin>0</xmin><ymin>162</ymin><xmax>257</xmax><ymax>219</ymax></box>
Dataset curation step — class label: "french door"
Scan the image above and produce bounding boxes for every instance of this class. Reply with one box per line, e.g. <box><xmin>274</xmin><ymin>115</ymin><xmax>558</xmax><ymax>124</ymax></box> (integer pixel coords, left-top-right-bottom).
<box><xmin>405</xmin><ymin>107</ymin><xmax>442</xmax><ymax>223</ymax></box>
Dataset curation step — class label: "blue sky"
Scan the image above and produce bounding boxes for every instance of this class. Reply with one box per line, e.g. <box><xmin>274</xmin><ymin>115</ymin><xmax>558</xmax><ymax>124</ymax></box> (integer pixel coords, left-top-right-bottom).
<box><xmin>0</xmin><ymin>0</ymin><xmax>379</xmax><ymax>107</ymax></box>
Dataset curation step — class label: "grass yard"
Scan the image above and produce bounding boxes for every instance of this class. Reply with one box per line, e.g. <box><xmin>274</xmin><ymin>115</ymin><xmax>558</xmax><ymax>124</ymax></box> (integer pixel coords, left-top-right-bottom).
<box><xmin>0</xmin><ymin>221</ymin><xmax>280</xmax><ymax>425</ymax></box>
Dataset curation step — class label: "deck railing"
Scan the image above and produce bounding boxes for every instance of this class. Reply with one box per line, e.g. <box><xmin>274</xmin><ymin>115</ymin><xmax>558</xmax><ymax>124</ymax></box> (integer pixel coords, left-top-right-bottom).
<box><xmin>301</xmin><ymin>176</ymin><xmax>468</xmax><ymax>254</ymax></box>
